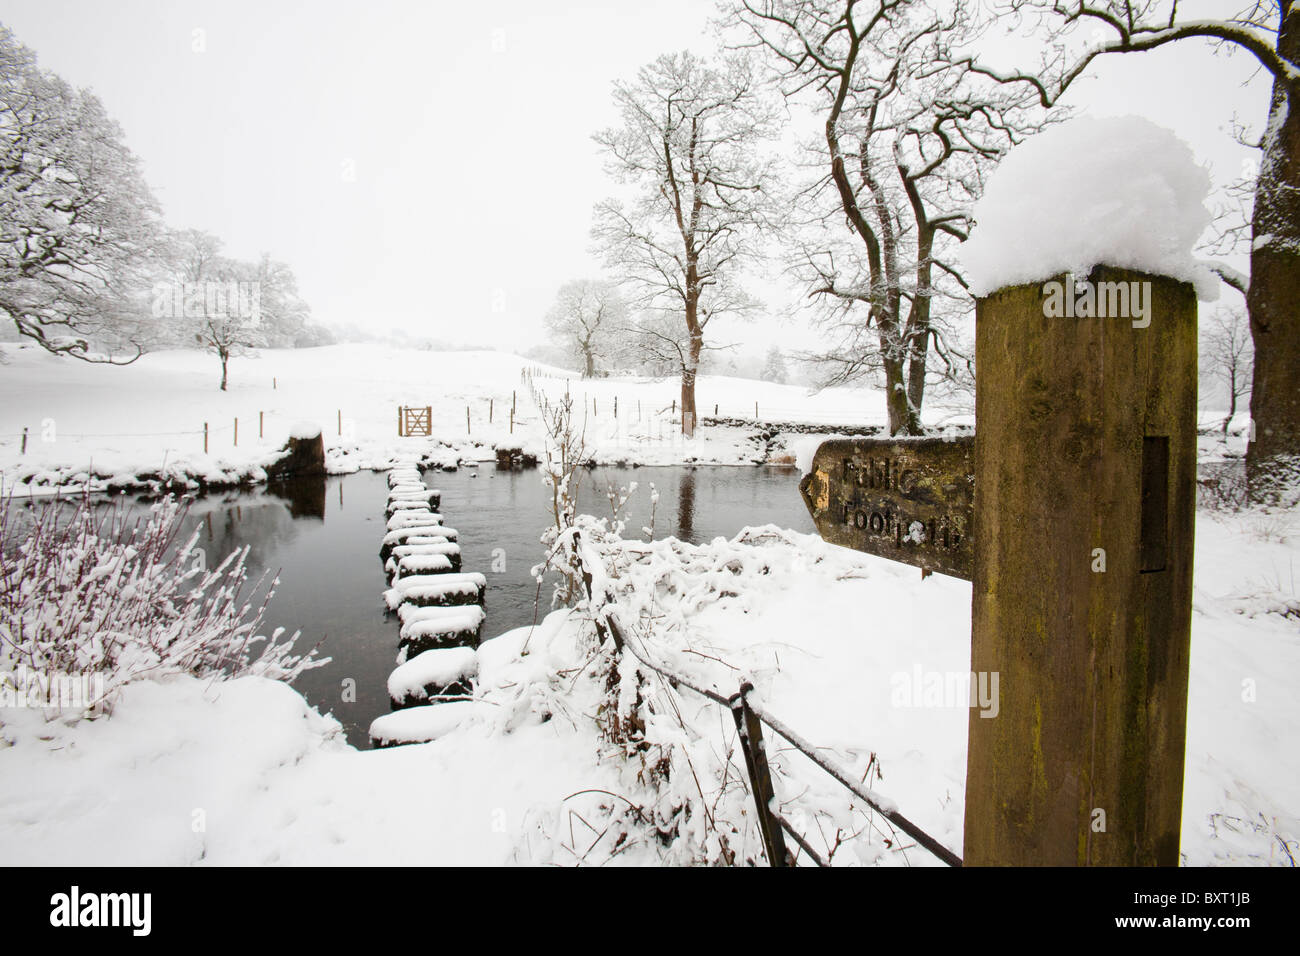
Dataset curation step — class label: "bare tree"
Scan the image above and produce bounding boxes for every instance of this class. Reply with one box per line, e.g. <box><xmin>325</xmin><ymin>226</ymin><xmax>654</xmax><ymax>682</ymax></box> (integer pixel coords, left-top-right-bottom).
<box><xmin>1202</xmin><ymin>305</ymin><xmax>1255</xmax><ymax>436</ymax></box>
<box><xmin>161</xmin><ymin>230</ymin><xmax>265</xmax><ymax>391</ymax></box>
<box><xmin>544</xmin><ymin>279</ymin><xmax>628</xmax><ymax>378</ymax></box>
<box><xmin>962</xmin><ymin>0</ymin><xmax>1299</xmax><ymax>497</ymax></box>
<box><xmin>728</xmin><ymin>0</ymin><xmax>1054</xmax><ymax>434</ymax></box>
<box><xmin>623</xmin><ymin>308</ymin><xmax>738</xmax><ymax>381</ymax></box>
<box><xmin>761</xmin><ymin>344</ymin><xmax>789</xmax><ymax>383</ymax></box>
<box><xmin>253</xmin><ymin>254</ymin><xmax>313</xmax><ymax>349</ymax></box>
<box><xmin>0</xmin><ymin>25</ymin><xmax>165</xmax><ymax>363</ymax></box>
<box><xmin>592</xmin><ymin>51</ymin><xmax>778</xmax><ymax>436</ymax></box>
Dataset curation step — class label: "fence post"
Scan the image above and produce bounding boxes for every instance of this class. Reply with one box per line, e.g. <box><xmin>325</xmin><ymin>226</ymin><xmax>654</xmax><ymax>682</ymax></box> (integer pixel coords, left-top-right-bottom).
<box><xmin>466</xmin><ymin>406</ymin><xmax>471</xmax><ymax>435</ymax></box>
<box><xmin>510</xmin><ymin>406</ymin><xmax>514</xmax><ymax>434</ymax></box>
<box><xmin>21</xmin><ymin>427</ymin><xmax>27</xmax><ymax>455</ymax></box>
<box><xmin>965</xmin><ymin>267</ymin><xmax>1197</xmax><ymax>866</ymax></box>
<box><xmin>259</xmin><ymin>411</ymin><xmax>264</xmax><ymax>439</ymax></box>
<box><xmin>397</xmin><ymin>406</ymin><xmax>404</xmax><ymax>437</ymax></box>
<box><xmin>233</xmin><ymin>417</ymin><xmax>238</xmax><ymax>447</ymax></box>
<box><xmin>490</xmin><ymin>398</ymin><xmax>494</xmax><ymax>424</ymax></box>
<box><xmin>203</xmin><ymin>422</ymin><xmax>208</xmax><ymax>454</ymax></box>
<box><xmin>730</xmin><ymin>682</ymin><xmax>788</xmax><ymax>867</ymax></box>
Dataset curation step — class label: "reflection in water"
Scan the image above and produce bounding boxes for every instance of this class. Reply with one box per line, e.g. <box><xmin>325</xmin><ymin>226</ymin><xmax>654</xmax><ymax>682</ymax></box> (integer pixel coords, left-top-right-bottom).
<box><xmin>268</xmin><ymin>475</ymin><xmax>327</xmax><ymax>520</ymax></box>
<box><xmin>677</xmin><ymin>469</ymin><xmax>695</xmax><ymax>540</ymax></box>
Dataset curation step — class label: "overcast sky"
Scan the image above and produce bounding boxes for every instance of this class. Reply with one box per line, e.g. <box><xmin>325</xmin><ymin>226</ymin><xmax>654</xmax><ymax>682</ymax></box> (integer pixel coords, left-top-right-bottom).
<box><xmin>0</xmin><ymin>0</ymin><xmax>1269</xmax><ymax>357</ymax></box>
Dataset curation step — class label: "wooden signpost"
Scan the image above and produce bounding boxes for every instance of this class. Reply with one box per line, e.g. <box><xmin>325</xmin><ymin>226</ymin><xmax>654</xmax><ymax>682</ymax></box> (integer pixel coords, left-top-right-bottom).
<box><xmin>799</xmin><ymin>436</ymin><xmax>974</xmax><ymax>580</ymax></box>
<box><xmin>798</xmin><ymin>266</ymin><xmax>1197</xmax><ymax>867</ymax></box>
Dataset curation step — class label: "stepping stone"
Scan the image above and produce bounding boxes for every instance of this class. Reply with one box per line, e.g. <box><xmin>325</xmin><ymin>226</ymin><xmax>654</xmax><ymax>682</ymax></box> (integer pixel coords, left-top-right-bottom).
<box><xmin>379</xmin><ymin>525</ymin><xmax>457</xmax><ymax>558</ymax></box>
<box><xmin>384</xmin><ymin>541</ymin><xmax>462</xmax><ymax>575</ymax></box>
<box><xmin>389</xmin><ymin>552</ymin><xmax>454</xmax><ymax>579</ymax></box>
<box><xmin>383</xmin><ymin>571</ymin><xmax>486</xmax><ymax>611</ymax></box>
<box><xmin>387</xmin><ymin>488</ymin><xmax>441</xmax><ymax>509</ymax></box>
<box><xmin>386</xmin><ymin>499</ymin><xmax>436</xmax><ymax>517</ymax></box>
<box><xmin>397</xmin><ymin>604</ymin><xmax>485</xmax><ymax>656</ymax></box>
<box><xmin>388</xmin><ymin>647</ymin><xmax>478</xmax><ymax>709</ymax></box>
<box><xmin>369</xmin><ymin>701</ymin><xmax>475</xmax><ymax>748</ymax></box>
<box><xmin>386</xmin><ymin>510</ymin><xmax>443</xmax><ymax>532</ymax></box>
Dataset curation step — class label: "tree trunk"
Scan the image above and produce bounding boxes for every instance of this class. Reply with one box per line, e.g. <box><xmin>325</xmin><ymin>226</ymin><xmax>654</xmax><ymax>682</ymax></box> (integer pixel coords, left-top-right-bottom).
<box><xmin>220</xmin><ymin>353</ymin><xmax>229</xmax><ymax>392</ymax></box>
<box><xmin>882</xmin><ymin>350</ymin><xmax>912</xmax><ymax>436</ymax></box>
<box><xmin>682</xmin><ymin>256</ymin><xmax>702</xmax><ymax>438</ymax></box>
<box><xmin>681</xmin><ymin>333</ymin><xmax>702</xmax><ymax>438</ymax></box>
<box><xmin>1245</xmin><ymin>5</ymin><xmax>1300</xmax><ymax>502</ymax></box>
<box><xmin>583</xmin><ymin>348</ymin><xmax>595</xmax><ymax>378</ymax></box>
<box><xmin>1223</xmin><ymin>369</ymin><xmax>1237</xmax><ymax>436</ymax></box>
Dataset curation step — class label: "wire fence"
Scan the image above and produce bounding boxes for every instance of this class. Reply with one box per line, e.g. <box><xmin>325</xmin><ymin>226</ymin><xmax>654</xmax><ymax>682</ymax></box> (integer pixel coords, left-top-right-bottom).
<box><xmin>569</xmin><ymin>527</ymin><xmax>963</xmax><ymax>868</ymax></box>
<box><xmin>521</xmin><ymin>366</ymin><xmax>973</xmax><ymax>430</ymax></box>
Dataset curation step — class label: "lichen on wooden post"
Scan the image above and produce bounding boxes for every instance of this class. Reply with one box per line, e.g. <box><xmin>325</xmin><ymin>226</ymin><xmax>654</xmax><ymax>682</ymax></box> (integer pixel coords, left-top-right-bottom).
<box><xmin>964</xmin><ymin>266</ymin><xmax>1197</xmax><ymax>866</ymax></box>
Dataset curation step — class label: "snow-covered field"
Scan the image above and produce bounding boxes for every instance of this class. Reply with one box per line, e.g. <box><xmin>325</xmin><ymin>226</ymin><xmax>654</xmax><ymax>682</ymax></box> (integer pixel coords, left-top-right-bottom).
<box><xmin>0</xmin><ymin>342</ymin><xmax>930</xmax><ymax>493</ymax></box>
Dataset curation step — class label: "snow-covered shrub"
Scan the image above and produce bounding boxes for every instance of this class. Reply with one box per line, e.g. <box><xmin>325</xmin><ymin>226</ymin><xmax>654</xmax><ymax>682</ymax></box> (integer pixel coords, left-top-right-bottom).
<box><xmin>534</xmin><ymin>392</ymin><xmax>590</xmax><ymax>609</ymax></box>
<box><xmin>527</xmin><ymin>513</ymin><xmax>766</xmax><ymax>865</ymax></box>
<box><xmin>531</xmin><ymin>519</ymin><xmax>935</xmax><ymax>866</ymax></box>
<box><xmin>0</xmin><ymin>493</ymin><xmax>324</xmax><ymax>719</ymax></box>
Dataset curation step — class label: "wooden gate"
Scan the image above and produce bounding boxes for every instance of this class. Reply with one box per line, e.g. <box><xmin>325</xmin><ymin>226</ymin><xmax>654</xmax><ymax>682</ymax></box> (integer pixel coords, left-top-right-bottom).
<box><xmin>397</xmin><ymin>405</ymin><xmax>432</xmax><ymax>437</ymax></box>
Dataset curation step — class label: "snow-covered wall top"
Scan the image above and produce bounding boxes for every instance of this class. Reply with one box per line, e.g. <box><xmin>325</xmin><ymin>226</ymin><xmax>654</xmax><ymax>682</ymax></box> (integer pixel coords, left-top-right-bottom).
<box><xmin>960</xmin><ymin>116</ymin><xmax>1218</xmax><ymax>301</ymax></box>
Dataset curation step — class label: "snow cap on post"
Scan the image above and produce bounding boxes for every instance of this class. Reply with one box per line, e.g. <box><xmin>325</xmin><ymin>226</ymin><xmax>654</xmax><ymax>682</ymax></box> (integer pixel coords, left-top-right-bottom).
<box><xmin>960</xmin><ymin>115</ymin><xmax>1218</xmax><ymax>300</ymax></box>
<box><xmin>290</xmin><ymin>421</ymin><xmax>323</xmax><ymax>440</ymax></box>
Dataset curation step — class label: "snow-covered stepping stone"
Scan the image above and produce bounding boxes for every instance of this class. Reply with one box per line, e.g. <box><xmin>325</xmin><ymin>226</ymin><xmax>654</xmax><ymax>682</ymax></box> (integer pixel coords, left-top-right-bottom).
<box><xmin>385</xmin><ymin>499</ymin><xmax>436</xmax><ymax>516</ymax></box>
<box><xmin>387</xmin><ymin>646</ymin><xmax>478</xmax><ymax>708</ymax></box>
<box><xmin>379</xmin><ymin>525</ymin><xmax>457</xmax><ymax>558</ymax></box>
<box><xmin>386</xmin><ymin>510</ymin><xmax>443</xmax><ymax>531</ymax></box>
<box><xmin>387</xmin><ymin>488</ymin><xmax>440</xmax><ymax>508</ymax></box>
<box><xmin>369</xmin><ymin>700</ymin><xmax>475</xmax><ymax>748</ymax></box>
<box><xmin>397</xmin><ymin>605</ymin><xmax>485</xmax><ymax>655</ymax></box>
<box><xmin>398</xmin><ymin>602</ymin><xmax>484</xmax><ymax>632</ymax></box>
<box><xmin>389</xmin><ymin>552</ymin><xmax>454</xmax><ymax>579</ymax></box>
<box><xmin>384</xmin><ymin>572</ymin><xmax>486</xmax><ymax>611</ymax></box>
<box><xmin>384</xmin><ymin>541</ymin><xmax>462</xmax><ymax>575</ymax></box>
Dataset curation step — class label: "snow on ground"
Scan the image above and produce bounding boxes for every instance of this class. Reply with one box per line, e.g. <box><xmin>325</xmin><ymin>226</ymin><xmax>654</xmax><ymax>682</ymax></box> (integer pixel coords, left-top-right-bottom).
<box><xmin>0</xmin><ymin>341</ymin><xmax>964</xmax><ymax>494</ymax></box>
<box><xmin>0</xmin><ymin>612</ymin><xmax>629</xmax><ymax>865</ymax></box>
<box><xmin>1</xmin><ymin>505</ymin><xmax>1293</xmax><ymax>865</ymax></box>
